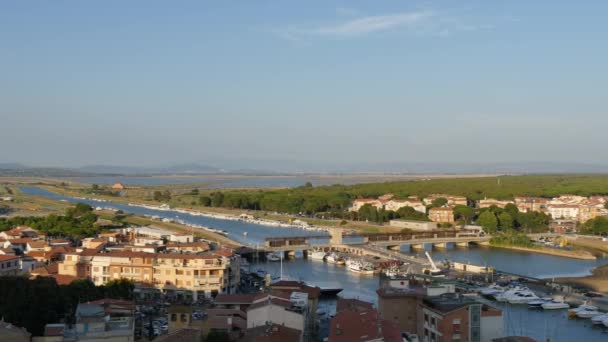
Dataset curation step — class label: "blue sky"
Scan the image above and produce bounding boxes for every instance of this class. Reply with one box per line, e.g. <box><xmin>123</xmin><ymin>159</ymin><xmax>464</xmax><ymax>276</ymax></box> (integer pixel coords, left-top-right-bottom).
<box><xmin>1</xmin><ymin>1</ymin><xmax>607</xmax><ymax>171</ymax></box>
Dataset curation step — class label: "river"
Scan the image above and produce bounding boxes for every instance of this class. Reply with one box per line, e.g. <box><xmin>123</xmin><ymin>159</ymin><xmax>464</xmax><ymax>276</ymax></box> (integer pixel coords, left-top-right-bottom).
<box><xmin>18</xmin><ymin>186</ymin><xmax>608</xmax><ymax>341</ymax></box>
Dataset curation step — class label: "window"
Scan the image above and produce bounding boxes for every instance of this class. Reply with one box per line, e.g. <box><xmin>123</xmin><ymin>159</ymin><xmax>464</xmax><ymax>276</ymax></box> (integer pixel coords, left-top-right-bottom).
<box><xmin>171</xmin><ymin>314</ymin><xmax>177</xmax><ymax>322</ymax></box>
<box><xmin>452</xmin><ymin>334</ymin><xmax>461</xmax><ymax>340</ymax></box>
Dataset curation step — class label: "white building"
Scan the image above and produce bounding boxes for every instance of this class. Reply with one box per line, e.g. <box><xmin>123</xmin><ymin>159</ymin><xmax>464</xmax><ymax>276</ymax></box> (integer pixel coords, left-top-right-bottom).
<box><xmin>246</xmin><ymin>294</ymin><xmax>307</xmax><ymax>334</ymax></box>
<box><xmin>547</xmin><ymin>204</ymin><xmax>580</xmax><ymax>220</ymax></box>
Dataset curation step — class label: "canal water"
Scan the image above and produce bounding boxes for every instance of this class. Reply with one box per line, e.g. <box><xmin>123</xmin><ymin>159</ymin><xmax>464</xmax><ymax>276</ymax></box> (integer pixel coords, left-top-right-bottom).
<box><xmin>18</xmin><ymin>186</ymin><xmax>608</xmax><ymax>341</ymax></box>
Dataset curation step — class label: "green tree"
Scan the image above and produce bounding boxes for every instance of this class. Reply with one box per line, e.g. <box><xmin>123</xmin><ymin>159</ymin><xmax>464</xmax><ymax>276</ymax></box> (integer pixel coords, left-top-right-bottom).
<box><xmin>504</xmin><ymin>203</ymin><xmax>519</xmax><ymax>217</ymax></box>
<box><xmin>395</xmin><ymin>206</ymin><xmax>428</xmax><ymax>221</ymax></box>
<box><xmin>477</xmin><ymin>211</ymin><xmax>498</xmax><ymax>233</ymax></box>
<box><xmin>211</xmin><ymin>192</ymin><xmax>225</xmax><ymax>207</ymax></box>
<box><xmin>199</xmin><ymin>196</ymin><xmax>212</xmax><ymax>206</ymax></box>
<box><xmin>431</xmin><ymin>197</ymin><xmax>448</xmax><ymax>208</ymax></box>
<box><xmin>190</xmin><ymin>188</ymin><xmax>199</xmax><ymax>195</ymax></box>
<box><xmin>498</xmin><ymin>212</ymin><xmax>513</xmax><ymax>230</ymax></box>
<box><xmin>453</xmin><ymin>205</ymin><xmax>474</xmax><ymax>224</ymax></box>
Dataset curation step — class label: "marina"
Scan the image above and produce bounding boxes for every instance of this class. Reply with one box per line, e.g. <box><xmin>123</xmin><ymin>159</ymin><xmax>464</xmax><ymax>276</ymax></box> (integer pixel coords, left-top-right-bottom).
<box><xmin>18</xmin><ymin>186</ymin><xmax>608</xmax><ymax>341</ymax></box>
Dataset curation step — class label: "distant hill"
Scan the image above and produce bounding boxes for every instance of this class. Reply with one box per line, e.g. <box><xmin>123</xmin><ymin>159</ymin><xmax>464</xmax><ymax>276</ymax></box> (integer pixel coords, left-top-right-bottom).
<box><xmin>77</xmin><ymin>163</ymin><xmax>222</xmax><ymax>175</ymax></box>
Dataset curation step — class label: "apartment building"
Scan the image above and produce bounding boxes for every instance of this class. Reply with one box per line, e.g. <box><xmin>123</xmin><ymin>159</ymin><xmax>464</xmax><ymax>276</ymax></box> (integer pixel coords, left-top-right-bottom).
<box><xmin>547</xmin><ymin>204</ymin><xmax>580</xmax><ymax>220</ymax></box>
<box><xmin>478</xmin><ymin>199</ymin><xmax>514</xmax><ymax>209</ymax></box>
<box><xmin>423</xmin><ymin>194</ymin><xmax>468</xmax><ymax>207</ymax></box>
<box><xmin>419</xmin><ymin>294</ymin><xmax>503</xmax><ymax>342</ymax></box>
<box><xmin>351</xmin><ymin>195</ymin><xmax>426</xmax><ymax>213</ymax></box>
<box><xmin>428</xmin><ymin>207</ymin><xmax>455</xmax><ymax>224</ymax></box>
<box><xmin>328</xmin><ymin>299</ymin><xmax>401</xmax><ymax>342</ymax></box>
<box><xmin>514</xmin><ymin>197</ymin><xmax>548</xmax><ymax>213</ymax></box>
<box><xmin>0</xmin><ymin>255</ymin><xmax>20</xmax><ymax>276</ymax></box>
<box><xmin>58</xmin><ymin>249</ymin><xmax>240</xmax><ymax>300</ymax></box>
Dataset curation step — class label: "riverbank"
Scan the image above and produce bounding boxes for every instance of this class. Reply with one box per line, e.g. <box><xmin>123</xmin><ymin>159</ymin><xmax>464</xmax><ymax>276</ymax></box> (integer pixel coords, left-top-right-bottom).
<box><xmin>30</xmin><ymin>184</ymin><xmax>394</xmax><ymax>233</ymax></box>
<box><xmin>566</xmin><ymin>236</ymin><xmax>608</xmax><ymax>253</ymax></box>
<box><xmin>554</xmin><ymin>263</ymin><xmax>608</xmax><ymax>293</ymax></box>
<box><xmin>489</xmin><ymin>243</ymin><xmax>597</xmax><ymax>260</ymax></box>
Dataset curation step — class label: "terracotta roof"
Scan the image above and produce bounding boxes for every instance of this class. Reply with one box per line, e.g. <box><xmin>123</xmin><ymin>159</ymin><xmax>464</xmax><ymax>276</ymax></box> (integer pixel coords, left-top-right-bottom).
<box><xmin>27</xmin><ymin>240</ymin><xmax>48</xmax><ymax>248</ymax></box>
<box><xmin>269</xmin><ymin>280</ymin><xmax>321</xmax><ymax>299</ymax></box>
<box><xmin>31</xmin><ymin>263</ymin><xmax>59</xmax><ymax>276</ymax></box>
<box><xmin>0</xmin><ymin>255</ymin><xmax>19</xmax><ymax>262</ymax></box>
<box><xmin>50</xmin><ymin>274</ymin><xmax>78</xmax><ymax>285</ymax></box>
<box><xmin>329</xmin><ymin>309</ymin><xmax>401</xmax><ymax>342</ymax></box>
<box><xmin>246</xmin><ymin>324</ymin><xmax>301</xmax><ymax>342</ymax></box>
<box><xmin>50</xmin><ymin>239</ymin><xmax>70</xmax><ymax>244</ymax></box>
<box><xmin>247</xmin><ymin>297</ymin><xmax>292</xmax><ymax>311</ymax></box>
<box><xmin>8</xmin><ymin>238</ymin><xmax>34</xmax><ymax>244</ymax></box>
<box><xmin>0</xmin><ymin>248</ymin><xmax>15</xmax><ymax>254</ymax></box>
<box><xmin>336</xmin><ymin>298</ymin><xmax>374</xmax><ymax>313</ymax></box>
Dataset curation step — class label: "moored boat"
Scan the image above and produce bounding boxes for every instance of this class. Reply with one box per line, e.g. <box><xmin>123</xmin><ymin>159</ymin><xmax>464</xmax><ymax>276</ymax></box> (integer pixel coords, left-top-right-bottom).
<box><xmin>541</xmin><ymin>301</ymin><xmax>570</xmax><ymax>310</ymax></box>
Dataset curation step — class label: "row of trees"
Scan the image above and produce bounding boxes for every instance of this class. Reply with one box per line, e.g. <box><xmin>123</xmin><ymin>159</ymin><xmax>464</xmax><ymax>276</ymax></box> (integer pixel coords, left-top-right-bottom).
<box><xmin>0</xmin><ymin>203</ymin><xmax>101</xmax><ymax>238</ymax></box>
<box><xmin>579</xmin><ymin>217</ymin><xmax>608</xmax><ymax>235</ymax></box>
<box><xmin>476</xmin><ymin>204</ymin><xmax>550</xmax><ymax>233</ymax></box>
<box><xmin>0</xmin><ymin>276</ymin><xmax>134</xmax><ymax>336</ymax></box>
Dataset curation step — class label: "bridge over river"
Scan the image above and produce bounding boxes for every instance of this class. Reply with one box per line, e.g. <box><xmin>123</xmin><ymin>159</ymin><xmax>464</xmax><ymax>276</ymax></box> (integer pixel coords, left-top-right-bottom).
<box><xmin>243</xmin><ymin>229</ymin><xmax>490</xmax><ymax>261</ymax></box>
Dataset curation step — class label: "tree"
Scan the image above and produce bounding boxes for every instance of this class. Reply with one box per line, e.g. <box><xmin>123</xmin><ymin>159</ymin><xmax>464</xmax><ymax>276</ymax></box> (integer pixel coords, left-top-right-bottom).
<box><xmin>431</xmin><ymin>197</ymin><xmax>448</xmax><ymax>208</ymax></box>
<box><xmin>211</xmin><ymin>192</ymin><xmax>225</xmax><ymax>207</ymax></box>
<box><xmin>395</xmin><ymin>206</ymin><xmax>428</xmax><ymax>221</ymax></box>
<box><xmin>190</xmin><ymin>188</ymin><xmax>199</xmax><ymax>195</ymax></box>
<box><xmin>304</xmin><ymin>182</ymin><xmax>313</xmax><ymax>188</ymax></box>
<box><xmin>199</xmin><ymin>196</ymin><xmax>211</xmax><ymax>206</ymax></box>
<box><xmin>477</xmin><ymin>211</ymin><xmax>498</xmax><ymax>233</ymax></box>
<box><xmin>453</xmin><ymin>205</ymin><xmax>474</xmax><ymax>224</ymax></box>
<box><xmin>504</xmin><ymin>203</ymin><xmax>519</xmax><ymax>217</ymax></box>
<box><xmin>498</xmin><ymin>212</ymin><xmax>513</xmax><ymax>230</ymax></box>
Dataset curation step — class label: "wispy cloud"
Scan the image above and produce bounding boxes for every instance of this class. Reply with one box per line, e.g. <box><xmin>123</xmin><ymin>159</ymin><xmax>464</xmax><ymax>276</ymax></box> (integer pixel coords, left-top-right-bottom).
<box><xmin>274</xmin><ymin>11</ymin><xmax>434</xmax><ymax>40</ymax></box>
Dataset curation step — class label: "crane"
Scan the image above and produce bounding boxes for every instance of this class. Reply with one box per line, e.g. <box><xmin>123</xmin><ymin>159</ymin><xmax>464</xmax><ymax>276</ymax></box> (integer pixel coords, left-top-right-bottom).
<box><xmin>423</xmin><ymin>251</ymin><xmax>445</xmax><ymax>276</ymax></box>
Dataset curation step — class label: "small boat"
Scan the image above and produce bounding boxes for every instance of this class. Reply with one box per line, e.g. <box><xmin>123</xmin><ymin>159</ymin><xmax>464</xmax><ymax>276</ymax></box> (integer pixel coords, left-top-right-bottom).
<box><xmin>243</xmin><ymin>232</ymin><xmax>248</xmax><ymax>236</ymax></box>
<box><xmin>255</xmin><ymin>269</ymin><xmax>267</xmax><ymax>278</ymax></box>
<box><xmin>590</xmin><ymin>313</ymin><xmax>608</xmax><ymax>325</ymax></box>
<box><xmin>267</xmin><ymin>253</ymin><xmax>281</xmax><ymax>262</ymax></box>
<box><xmin>541</xmin><ymin>301</ymin><xmax>570</xmax><ymax>310</ymax></box>
<box><xmin>527</xmin><ymin>299</ymin><xmax>547</xmax><ymax>308</ymax></box>
<box><xmin>316</xmin><ymin>308</ymin><xmax>326</xmax><ymax>316</ymax></box>
<box><xmin>348</xmin><ymin>260</ymin><xmax>375</xmax><ymax>275</ymax></box>
<box><xmin>603</xmin><ymin>318</ymin><xmax>608</xmax><ymax>328</ymax></box>
<box><xmin>576</xmin><ymin>309</ymin><xmax>602</xmax><ymax>319</ymax></box>
<box><xmin>568</xmin><ymin>302</ymin><xmax>598</xmax><ymax>317</ymax></box>
<box><xmin>309</xmin><ymin>250</ymin><xmax>327</xmax><ymax>260</ymax></box>
<box><xmin>325</xmin><ymin>253</ymin><xmax>344</xmax><ymax>265</ymax></box>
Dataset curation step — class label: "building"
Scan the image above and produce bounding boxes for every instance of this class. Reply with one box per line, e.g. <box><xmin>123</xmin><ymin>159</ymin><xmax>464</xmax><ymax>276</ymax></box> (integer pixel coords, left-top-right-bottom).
<box><xmin>377</xmin><ymin>286</ymin><xmax>424</xmax><ymax>335</ymax></box>
<box><xmin>246</xmin><ymin>294</ymin><xmax>306</xmax><ymax>337</ymax></box>
<box><xmin>547</xmin><ymin>204</ymin><xmax>580</xmax><ymax>220</ymax></box>
<box><xmin>58</xmin><ymin>249</ymin><xmax>240</xmax><ymax>300</ymax></box>
<box><xmin>328</xmin><ymin>301</ymin><xmax>401</xmax><ymax>342</ymax></box>
<box><xmin>268</xmin><ymin>280</ymin><xmax>321</xmax><ymax>330</ymax></box>
<box><xmin>166</xmin><ymin>242</ymin><xmax>210</xmax><ymax>253</ymax></box>
<box><xmin>0</xmin><ymin>255</ymin><xmax>20</xmax><ymax>275</ymax></box>
<box><xmin>389</xmin><ymin>219</ymin><xmax>437</xmax><ymax>231</ymax></box>
<box><xmin>0</xmin><ymin>226</ymin><xmax>40</xmax><ymax>240</ymax></box>
<box><xmin>61</xmin><ymin>299</ymin><xmax>135</xmax><ymax>341</ymax></box>
<box><xmin>111</xmin><ymin>183</ymin><xmax>126</xmax><ymax>191</ymax></box>
<box><xmin>384</xmin><ymin>199</ymin><xmax>427</xmax><ymax>214</ymax></box>
<box><xmin>350</xmin><ymin>198</ymin><xmax>383</xmax><ymax>212</ymax></box>
<box><xmin>513</xmin><ymin>197</ymin><xmax>548</xmax><ymax>213</ymax></box>
<box><xmin>478</xmin><ymin>199</ymin><xmax>514</xmax><ymax>209</ymax></box>
<box><xmin>423</xmin><ymin>195</ymin><xmax>468</xmax><ymax>207</ymax></box>
<box><xmin>428</xmin><ymin>207</ymin><xmax>455</xmax><ymax>224</ymax></box>
<box><xmin>419</xmin><ymin>294</ymin><xmax>503</xmax><ymax>342</ymax></box>
<box><xmin>243</xmin><ymin>324</ymin><xmax>301</xmax><ymax>342</ymax></box>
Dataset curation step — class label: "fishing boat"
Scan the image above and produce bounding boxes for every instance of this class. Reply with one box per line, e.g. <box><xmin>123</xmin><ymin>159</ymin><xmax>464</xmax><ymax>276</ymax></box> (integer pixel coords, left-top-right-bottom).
<box><xmin>325</xmin><ymin>253</ymin><xmax>344</xmax><ymax>265</ymax></box>
<box><xmin>382</xmin><ymin>266</ymin><xmax>400</xmax><ymax>278</ymax></box>
<box><xmin>527</xmin><ymin>299</ymin><xmax>547</xmax><ymax>308</ymax></box>
<box><xmin>348</xmin><ymin>260</ymin><xmax>375</xmax><ymax>275</ymax></box>
<box><xmin>309</xmin><ymin>250</ymin><xmax>327</xmax><ymax>260</ymax></box>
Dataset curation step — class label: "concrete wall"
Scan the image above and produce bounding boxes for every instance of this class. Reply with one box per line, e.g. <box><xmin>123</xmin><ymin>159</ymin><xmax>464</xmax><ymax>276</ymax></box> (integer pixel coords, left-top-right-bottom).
<box><xmin>389</xmin><ymin>220</ymin><xmax>437</xmax><ymax>231</ymax></box>
<box><xmin>378</xmin><ymin>296</ymin><xmax>420</xmax><ymax>334</ymax></box>
<box><xmin>481</xmin><ymin>314</ymin><xmax>504</xmax><ymax>342</ymax></box>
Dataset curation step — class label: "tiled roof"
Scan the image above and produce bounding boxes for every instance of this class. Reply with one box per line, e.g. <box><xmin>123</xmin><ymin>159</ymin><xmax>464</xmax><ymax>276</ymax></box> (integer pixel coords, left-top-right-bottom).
<box><xmin>0</xmin><ymin>254</ymin><xmax>19</xmax><ymax>262</ymax></box>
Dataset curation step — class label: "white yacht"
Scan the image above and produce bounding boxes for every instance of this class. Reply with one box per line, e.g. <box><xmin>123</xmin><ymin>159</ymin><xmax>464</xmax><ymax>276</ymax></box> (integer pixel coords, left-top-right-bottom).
<box><xmin>310</xmin><ymin>250</ymin><xmax>327</xmax><ymax>260</ymax></box>
<box><xmin>527</xmin><ymin>299</ymin><xmax>547</xmax><ymax>308</ymax></box>
<box><xmin>590</xmin><ymin>312</ymin><xmax>608</xmax><ymax>325</ymax></box>
<box><xmin>568</xmin><ymin>302</ymin><xmax>599</xmax><ymax>317</ymax></box>
<box><xmin>603</xmin><ymin>318</ymin><xmax>608</xmax><ymax>328</ymax></box>
<box><xmin>576</xmin><ymin>308</ymin><xmax>603</xmax><ymax>319</ymax></box>
<box><xmin>267</xmin><ymin>253</ymin><xmax>281</xmax><ymax>262</ymax></box>
<box><xmin>541</xmin><ymin>300</ymin><xmax>570</xmax><ymax>310</ymax></box>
